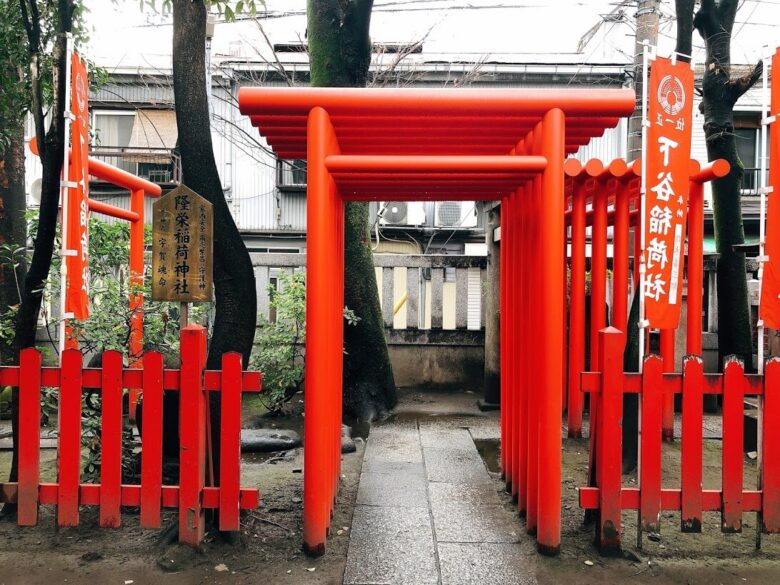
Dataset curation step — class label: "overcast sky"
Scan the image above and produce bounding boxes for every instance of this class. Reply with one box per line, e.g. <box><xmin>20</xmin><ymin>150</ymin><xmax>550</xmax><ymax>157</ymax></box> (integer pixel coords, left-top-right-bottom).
<box><xmin>82</xmin><ymin>1</ymin><xmax>779</xmax><ymax>71</ymax></box>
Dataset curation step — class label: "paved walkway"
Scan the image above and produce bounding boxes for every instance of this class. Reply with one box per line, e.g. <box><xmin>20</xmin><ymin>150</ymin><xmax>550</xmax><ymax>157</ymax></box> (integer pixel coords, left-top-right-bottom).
<box><xmin>343</xmin><ymin>395</ymin><xmax>537</xmax><ymax>585</ymax></box>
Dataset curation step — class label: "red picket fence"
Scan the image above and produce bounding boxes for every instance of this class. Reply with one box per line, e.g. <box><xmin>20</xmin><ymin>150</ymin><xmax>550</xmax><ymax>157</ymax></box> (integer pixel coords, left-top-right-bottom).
<box><xmin>579</xmin><ymin>327</ymin><xmax>780</xmax><ymax>554</ymax></box>
<box><xmin>0</xmin><ymin>325</ymin><xmax>262</xmax><ymax>546</ymax></box>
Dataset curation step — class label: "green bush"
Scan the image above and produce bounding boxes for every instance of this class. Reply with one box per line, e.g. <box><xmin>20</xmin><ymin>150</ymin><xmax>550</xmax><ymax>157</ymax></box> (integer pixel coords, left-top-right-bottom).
<box><xmin>251</xmin><ymin>271</ymin><xmax>358</xmax><ymax>414</ymax></box>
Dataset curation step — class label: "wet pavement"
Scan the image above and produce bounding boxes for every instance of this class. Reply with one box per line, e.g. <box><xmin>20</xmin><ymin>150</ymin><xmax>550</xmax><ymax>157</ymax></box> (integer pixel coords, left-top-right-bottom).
<box><xmin>343</xmin><ymin>388</ymin><xmax>537</xmax><ymax>585</ymax></box>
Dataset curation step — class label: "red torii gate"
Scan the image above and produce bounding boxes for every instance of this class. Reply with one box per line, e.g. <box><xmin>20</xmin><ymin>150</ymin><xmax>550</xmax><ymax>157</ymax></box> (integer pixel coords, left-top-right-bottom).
<box><xmin>238</xmin><ymin>87</ymin><xmax>635</xmax><ymax>555</ymax></box>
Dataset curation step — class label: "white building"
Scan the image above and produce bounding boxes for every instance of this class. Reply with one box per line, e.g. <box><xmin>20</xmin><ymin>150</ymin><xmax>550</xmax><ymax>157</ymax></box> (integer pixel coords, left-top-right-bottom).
<box><xmin>24</xmin><ymin>0</ymin><xmax>778</xmax><ymax>254</ymax></box>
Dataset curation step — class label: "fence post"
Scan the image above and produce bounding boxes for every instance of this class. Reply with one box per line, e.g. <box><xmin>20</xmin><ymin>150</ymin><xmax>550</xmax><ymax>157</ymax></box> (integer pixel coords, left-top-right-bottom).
<box><xmin>58</xmin><ymin>349</ymin><xmax>83</xmax><ymax>527</ymax></box>
<box><xmin>640</xmin><ymin>354</ymin><xmax>664</xmax><ymax>534</ymax></box>
<box><xmin>597</xmin><ymin>326</ymin><xmax>623</xmax><ymax>555</ymax></box>
<box><xmin>681</xmin><ymin>355</ymin><xmax>704</xmax><ymax>532</ymax></box>
<box><xmin>99</xmin><ymin>350</ymin><xmax>124</xmax><ymax>528</ymax></box>
<box><xmin>179</xmin><ymin>325</ymin><xmax>207</xmax><ymax>546</ymax></box>
<box><xmin>722</xmin><ymin>357</ymin><xmax>745</xmax><ymax>533</ymax></box>
<box><xmin>219</xmin><ymin>352</ymin><xmax>242</xmax><ymax>532</ymax></box>
<box><xmin>140</xmin><ymin>351</ymin><xmax>164</xmax><ymax>528</ymax></box>
<box><xmin>17</xmin><ymin>348</ymin><xmax>42</xmax><ymax>526</ymax></box>
<box><xmin>763</xmin><ymin>357</ymin><xmax>780</xmax><ymax>532</ymax></box>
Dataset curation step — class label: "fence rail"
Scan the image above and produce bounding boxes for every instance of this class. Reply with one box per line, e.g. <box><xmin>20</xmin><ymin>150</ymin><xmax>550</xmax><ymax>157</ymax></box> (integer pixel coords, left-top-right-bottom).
<box><xmin>251</xmin><ymin>253</ymin><xmax>486</xmax><ymax>334</ymax></box>
<box><xmin>579</xmin><ymin>327</ymin><xmax>779</xmax><ymax>554</ymax></box>
<box><xmin>1</xmin><ymin>325</ymin><xmax>262</xmax><ymax>546</ymax></box>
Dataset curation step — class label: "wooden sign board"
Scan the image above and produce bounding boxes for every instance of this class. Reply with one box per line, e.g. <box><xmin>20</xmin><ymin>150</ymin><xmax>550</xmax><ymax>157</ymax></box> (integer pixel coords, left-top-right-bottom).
<box><xmin>152</xmin><ymin>185</ymin><xmax>214</xmax><ymax>302</ymax></box>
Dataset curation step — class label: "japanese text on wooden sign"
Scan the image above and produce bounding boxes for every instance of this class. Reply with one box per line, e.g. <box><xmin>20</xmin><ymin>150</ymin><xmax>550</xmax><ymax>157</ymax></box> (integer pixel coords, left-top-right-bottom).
<box><xmin>66</xmin><ymin>51</ymin><xmax>90</xmax><ymax>319</ymax></box>
<box><xmin>644</xmin><ymin>56</ymin><xmax>694</xmax><ymax>330</ymax></box>
<box><xmin>760</xmin><ymin>48</ymin><xmax>780</xmax><ymax>329</ymax></box>
<box><xmin>152</xmin><ymin>185</ymin><xmax>214</xmax><ymax>302</ymax></box>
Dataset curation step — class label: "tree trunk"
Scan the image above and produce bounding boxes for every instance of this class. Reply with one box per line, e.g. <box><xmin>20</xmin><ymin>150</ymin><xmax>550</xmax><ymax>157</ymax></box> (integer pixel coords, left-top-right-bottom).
<box><xmin>0</xmin><ymin>122</ymin><xmax>27</xmax><ymax>364</ymax></box>
<box><xmin>693</xmin><ymin>0</ymin><xmax>761</xmax><ymax>368</ymax></box>
<box><xmin>5</xmin><ymin>2</ymin><xmax>75</xmax><ymax>511</ymax></box>
<box><xmin>308</xmin><ymin>0</ymin><xmax>397</xmax><ymax>421</ymax></box>
<box><xmin>171</xmin><ymin>0</ymin><xmax>257</xmax><ymax>506</ymax></box>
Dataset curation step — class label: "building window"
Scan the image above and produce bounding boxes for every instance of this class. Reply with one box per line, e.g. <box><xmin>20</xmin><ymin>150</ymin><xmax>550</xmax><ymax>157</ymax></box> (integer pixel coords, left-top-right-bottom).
<box><xmin>277</xmin><ymin>159</ymin><xmax>307</xmax><ymax>190</ymax></box>
<box><xmin>733</xmin><ymin>115</ymin><xmax>770</xmax><ymax>196</ymax></box>
<box><xmin>92</xmin><ymin>109</ymin><xmax>179</xmax><ymax>185</ymax></box>
<box><xmin>735</xmin><ymin>126</ymin><xmax>759</xmax><ymax>194</ymax></box>
<box><xmin>92</xmin><ymin>111</ymin><xmax>136</xmax><ymax>173</ymax></box>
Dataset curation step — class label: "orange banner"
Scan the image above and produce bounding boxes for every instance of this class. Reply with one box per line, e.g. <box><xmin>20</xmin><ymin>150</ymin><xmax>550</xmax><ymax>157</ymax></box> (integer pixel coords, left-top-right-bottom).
<box><xmin>761</xmin><ymin>48</ymin><xmax>780</xmax><ymax>329</ymax></box>
<box><xmin>644</xmin><ymin>56</ymin><xmax>694</xmax><ymax>330</ymax></box>
<box><xmin>66</xmin><ymin>52</ymin><xmax>90</xmax><ymax>320</ymax></box>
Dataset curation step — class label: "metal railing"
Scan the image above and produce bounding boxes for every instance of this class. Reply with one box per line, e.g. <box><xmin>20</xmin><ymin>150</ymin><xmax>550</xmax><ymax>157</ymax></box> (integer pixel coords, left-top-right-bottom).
<box><xmin>90</xmin><ymin>147</ymin><xmax>181</xmax><ymax>185</ymax></box>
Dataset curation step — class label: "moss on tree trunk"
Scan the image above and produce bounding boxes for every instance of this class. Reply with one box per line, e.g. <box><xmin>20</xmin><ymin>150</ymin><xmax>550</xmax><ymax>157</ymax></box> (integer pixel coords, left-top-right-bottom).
<box><xmin>308</xmin><ymin>0</ymin><xmax>397</xmax><ymax>421</ymax></box>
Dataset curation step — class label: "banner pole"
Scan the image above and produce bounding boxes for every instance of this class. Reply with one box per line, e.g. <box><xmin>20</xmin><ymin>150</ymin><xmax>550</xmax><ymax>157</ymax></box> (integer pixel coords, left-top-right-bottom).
<box><xmin>756</xmin><ymin>45</ymin><xmax>772</xmax><ymax>550</ymax></box>
<box><xmin>758</xmin><ymin>48</ymin><xmax>770</xmax><ymax>376</ymax></box>
<box><xmin>58</xmin><ymin>34</ymin><xmax>75</xmax><ymax>360</ymax></box>
<box><xmin>638</xmin><ymin>41</ymin><xmax>651</xmax><ymax>373</ymax></box>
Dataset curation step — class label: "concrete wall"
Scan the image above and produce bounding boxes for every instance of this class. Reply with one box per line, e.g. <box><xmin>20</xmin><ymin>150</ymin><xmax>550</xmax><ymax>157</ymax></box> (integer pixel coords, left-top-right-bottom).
<box><xmin>386</xmin><ymin>330</ymin><xmax>485</xmax><ymax>389</ymax></box>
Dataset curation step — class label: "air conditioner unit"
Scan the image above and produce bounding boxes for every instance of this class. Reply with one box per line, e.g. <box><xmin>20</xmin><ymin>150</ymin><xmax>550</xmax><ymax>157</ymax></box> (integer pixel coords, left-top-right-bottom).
<box><xmin>434</xmin><ymin>201</ymin><xmax>477</xmax><ymax>228</ymax></box>
<box><xmin>29</xmin><ymin>178</ymin><xmax>42</xmax><ymax>207</ymax></box>
<box><xmin>379</xmin><ymin>201</ymin><xmax>426</xmax><ymax>226</ymax></box>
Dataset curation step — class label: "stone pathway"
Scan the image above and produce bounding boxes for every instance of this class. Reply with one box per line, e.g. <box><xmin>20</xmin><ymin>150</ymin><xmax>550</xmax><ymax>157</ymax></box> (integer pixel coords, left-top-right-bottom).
<box><xmin>343</xmin><ymin>401</ymin><xmax>537</xmax><ymax>585</ymax></box>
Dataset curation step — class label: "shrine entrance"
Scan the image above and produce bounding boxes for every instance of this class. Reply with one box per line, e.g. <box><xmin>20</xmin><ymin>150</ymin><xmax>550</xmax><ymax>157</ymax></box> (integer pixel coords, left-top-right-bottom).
<box><xmin>238</xmin><ymin>86</ymin><xmax>635</xmax><ymax>556</ymax></box>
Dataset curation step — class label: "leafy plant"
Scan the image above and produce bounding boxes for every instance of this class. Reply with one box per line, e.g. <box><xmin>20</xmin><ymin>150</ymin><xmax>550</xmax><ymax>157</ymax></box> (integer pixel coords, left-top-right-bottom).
<box><xmin>0</xmin><ymin>214</ymin><xmax>213</xmax><ymax>475</ymax></box>
<box><xmin>251</xmin><ymin>271</ymin><xmax>358</xmax><ymax>414</ymax></box>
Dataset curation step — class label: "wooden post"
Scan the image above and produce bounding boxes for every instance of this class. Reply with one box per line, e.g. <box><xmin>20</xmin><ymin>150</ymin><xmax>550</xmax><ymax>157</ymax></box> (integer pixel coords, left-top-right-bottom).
<box><xmin>219</xmin><ymin>352</ymin><xmax>243</xmax><ymax>531</ymax></box>
<box><xmin>640</xmin><ymin>354</ymin><xmax>663</xmax><ymax>533</ymax></box>
<box><xmin>722</xmin><ymin>357</ymin><xmax>745</xmax><ymax>533</ymax></box>
<box><xmin>99</xmin><ymin>350</ymin><xmax>123</xmax><ymax>528</ymax></box>
<box><xmin>597</xmin><ymin>327</ymin><xmax>624</xmax><ymax>555</ymax></box>
<box><xmin>482</xmin><ymin>204</ymin><xmax>501</xmax><ymax>407</ymax></box>
<box><xmin>179</xmin><ymin>325</ymin><xmax>207</xmax><ymax>546</ymax></box>
<box><xmin>58</xmin><ymin>349</ymin><xmax>83</xmax><ymax>527</ymax></box>
<box><xmin>681</xmin><ymin>355</ymin><xmax>704</xmax><ymax>532</ymax></box>
<box><xmin>17</xmin><ymin>349</ymin><xmax>42</xmax><ymax>526</ymax></box>
<box><xmin>140</xmin><ymin>351</ymin><xmax>164</xmax><ymax>528</ymax></box>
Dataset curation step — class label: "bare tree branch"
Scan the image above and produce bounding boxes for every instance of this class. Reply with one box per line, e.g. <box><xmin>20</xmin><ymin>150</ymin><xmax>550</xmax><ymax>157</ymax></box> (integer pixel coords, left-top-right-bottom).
<box><xmin>731</xmin><ymin>59</ymin><xmax>763</xmax><ymax>100</ymax></box>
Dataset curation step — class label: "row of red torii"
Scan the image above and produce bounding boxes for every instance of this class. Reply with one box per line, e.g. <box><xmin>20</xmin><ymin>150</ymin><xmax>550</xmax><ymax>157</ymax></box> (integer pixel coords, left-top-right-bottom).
<box><xmin>238</xmin><ymin>86</ymin><xmax>645</xmax><ymax>556</ymax></box>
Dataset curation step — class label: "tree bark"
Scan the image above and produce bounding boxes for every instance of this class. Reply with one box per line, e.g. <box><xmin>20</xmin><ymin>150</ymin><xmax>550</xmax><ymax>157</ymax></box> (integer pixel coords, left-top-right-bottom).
<box><xmin>171</xmin><ymin>0</ymin><xmax>257</xmax><ymax>509</ymax></box>
<box><xmin>308</xmin><ymin>0</ymin><xmax>397</xmax><ymax>421</ymax></box>
<box><xmin>0</xmin><ymin>125</ymin><xmax>28</xmax><ymax>364</ymax></box>
<box><xmin>5</xmin><ymin>1</ymin><xmax>75</xmax><ymax>510</ymax></box>
<box><xmin>692</xmin><ymin>0</ymin><xmax>761</xmax><ymax>368</ymax></box>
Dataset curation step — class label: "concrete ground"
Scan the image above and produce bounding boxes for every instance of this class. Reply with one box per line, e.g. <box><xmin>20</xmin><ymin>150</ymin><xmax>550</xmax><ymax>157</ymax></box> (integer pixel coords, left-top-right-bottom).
<box><xmin>343</xmin><ymin>388</ymin><xmax>539</xmax><ymax>585</ymax></box>
<box><xmin>343</xmin><ymin>387</ymin><xmax>780</xmax><ymax>585</ymax></box>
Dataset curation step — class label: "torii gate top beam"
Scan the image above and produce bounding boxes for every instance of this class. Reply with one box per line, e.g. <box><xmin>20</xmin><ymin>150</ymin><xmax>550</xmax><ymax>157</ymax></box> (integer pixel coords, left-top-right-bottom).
<box><xmin>238</xmin><ymin>87</ymin><xmax>636</xmax><ymax>161</ymax></box>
